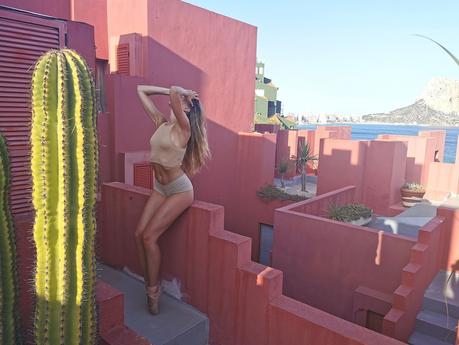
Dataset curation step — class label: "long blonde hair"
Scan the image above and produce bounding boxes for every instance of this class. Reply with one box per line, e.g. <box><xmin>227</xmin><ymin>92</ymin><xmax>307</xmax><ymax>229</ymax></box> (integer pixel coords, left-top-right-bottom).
<box><xmin>182</xmin><ymin>99</ymin><xmax>211</xmax><ymax>175</ymax></box>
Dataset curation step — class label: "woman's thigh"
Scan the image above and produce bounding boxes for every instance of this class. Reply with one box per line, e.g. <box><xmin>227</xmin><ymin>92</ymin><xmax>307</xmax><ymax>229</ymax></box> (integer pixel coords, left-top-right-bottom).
<box><xmin>136</xmin><ymin>190</ymin><xmax>166</xmax><ymax>234</ymax></box>
<box><xmin>143</xmin><ymin>190</ymin><xmax>194</xmax><ymax>243</ymax></box>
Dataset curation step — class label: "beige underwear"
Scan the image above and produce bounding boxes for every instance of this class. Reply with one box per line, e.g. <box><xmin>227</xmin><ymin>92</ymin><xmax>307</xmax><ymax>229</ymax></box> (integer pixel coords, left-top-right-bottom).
<box><xmin>153</xmin><ymin>174</ymin><xmax>193</xmax><ymax>197</ymax></box>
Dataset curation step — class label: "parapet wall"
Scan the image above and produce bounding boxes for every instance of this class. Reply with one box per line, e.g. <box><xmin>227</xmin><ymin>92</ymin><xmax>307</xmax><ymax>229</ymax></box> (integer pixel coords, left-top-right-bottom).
<box><xmin>99</xmin><ymin>182</ymin><xmax>404</xmax><ymax>345</ymax></box>
<box><xmin>272</xmin><ymin>186</ymin><xmax>416</xmax><ymax>326</ymax></box>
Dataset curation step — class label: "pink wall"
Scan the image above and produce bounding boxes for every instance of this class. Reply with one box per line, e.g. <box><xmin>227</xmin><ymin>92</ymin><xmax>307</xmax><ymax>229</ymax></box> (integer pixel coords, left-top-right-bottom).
<box><xmin>317</xmin><ymin>139</ymin><xmax>368</xmax><ymax>201</ymax></box>
<box><xmin>0</xmin><ymin>0</ymin><xmax>71</xmax><ymax>19</ymax></box>
<box><xmin>87</xmin><ymin>1</ymin><xmax>271</xmax><ymax>261</ymax></box>
<box><xmin>272</xmin><ymin>187</ymin><xmax>416</xmax><ymax>324</ymax></box>
<box><xmin>274</xmin><ymin>126</ymin><xmax>351</xmax><ymax>179</ymax></box>
<box><xmin>317</xmin><ymin>131</ymin><xmax>450</xmax><ymax>215</ymax></box>
<box><xmin>72</xmin><ymin>0</ymin><xmax>108</xmax><ymax>59</ymax></box>
<box><xmin>419</xmin><ymin>130</ymin><xmax>446</xmax><ymax>162</ymax></box>
<box><xmin>378</xmin><ymin>134</ymin><xmax>437</xmax><ymax>185</ymax></box>
<box><xmin>438</xmin><ymin>207</ymin><xmax>459</xmax><ymax>271</ymax></box>
<box><xmin>363</xmin><ymin>141</ymin><xmax>407</xmax><ymax>215</ymax></box>
<box><xmin>317</xmin><ymin>139</ymin><xmax>407</xmax><ymax>215</ymax></box>
<box><xmin>383</xmin><ymin>217</ymin><xmax>445</xmax><ymax>341</ymax></box>
<box><xmin>426</xmin><ymin>162</ymin><xmax>459</xmax><ymax>201</ymax></box>
<box><xmin>100</xmin><ymin>182</ymin><xmax>404</xmax><ymax>345</ymax></box>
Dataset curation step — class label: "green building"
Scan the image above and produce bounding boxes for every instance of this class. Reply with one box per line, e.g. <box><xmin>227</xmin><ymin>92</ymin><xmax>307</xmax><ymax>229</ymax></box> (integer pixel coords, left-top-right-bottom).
<box><xmin>255</xmin><ymin>61</ymin><xmax>281</xmax><ymax>119</ymax></box>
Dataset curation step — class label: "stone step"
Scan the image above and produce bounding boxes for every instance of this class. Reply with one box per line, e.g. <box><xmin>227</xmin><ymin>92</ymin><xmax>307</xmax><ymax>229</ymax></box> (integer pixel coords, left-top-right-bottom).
<box><xmin>415</xmin><ymin>310</ymin><xmax>457</xmax><ymax>344</ymax></box>
<box><xmin>96</xmin><ymin>280</ymin><xmax>125</xmax><ymax>334</ymax></box>
<box><xmin>98</xmin><ymin>263</ymin><xmax>209</xmax><ymax>345</ymax></box>
<box><xmin>423</xmin><ymin>295</ymin><xmax>459</xmax><ymax>320</ymax></box>
<box><xmin>100</xmin><ymin>325</ymin><xmax>152</xmax><ymax>345</ymax></box>
<box><xmin>408</xmin><ymin>331</ymin><xmax>454</xmax><ymax>345</ymax></box>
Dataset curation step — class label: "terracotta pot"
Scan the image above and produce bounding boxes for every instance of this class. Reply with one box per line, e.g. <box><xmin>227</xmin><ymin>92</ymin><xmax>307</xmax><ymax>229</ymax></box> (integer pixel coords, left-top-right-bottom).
<box><xmin>401</xmin><ymin>188</ymin><xmax>425</xmax><ymax>207</ymax></box>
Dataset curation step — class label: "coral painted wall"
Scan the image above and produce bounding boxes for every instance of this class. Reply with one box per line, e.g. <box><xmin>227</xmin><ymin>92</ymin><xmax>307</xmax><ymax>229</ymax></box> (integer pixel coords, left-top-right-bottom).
<box><xmin>100</xmin><ymin>182</ymin><xmax>404</xmax><ymax>345</ymax></box>
<box><xmin>272</xmin><ymin>187</ymin><xmax>416</xmax><ymax>323</ymax></box>
<box><xmin>317</xmin><ymin>139</ymin><xmax>408</xmax><ymax>215</ymax></box>
<box><xmin>0</xmin><ymin>0</ymin><xmax>71</xmax><ymax>19</ymax></box>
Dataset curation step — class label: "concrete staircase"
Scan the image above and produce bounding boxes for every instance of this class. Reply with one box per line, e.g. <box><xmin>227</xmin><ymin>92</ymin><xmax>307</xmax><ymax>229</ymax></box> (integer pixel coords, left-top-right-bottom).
<box><xmin>98</xmin><ymin>262</ymin><xmax>209</xmax><ymax>345</ymax></box>
<box><xmin>408</xmin><ymin>271</ymin><xmax>459</xmax><ymax>344</ymax></box>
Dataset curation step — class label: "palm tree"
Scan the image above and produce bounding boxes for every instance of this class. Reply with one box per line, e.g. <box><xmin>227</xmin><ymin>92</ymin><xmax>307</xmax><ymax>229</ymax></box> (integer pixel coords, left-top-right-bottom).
<box><xmin>296</xmin><ymin>143</ymin><xmax>318</xmax><ymax>192</ymax></box>
<box><xmin>278</xmin><ymin>160</ymin><xmax>288</xmax><ymax>188</ymax></box>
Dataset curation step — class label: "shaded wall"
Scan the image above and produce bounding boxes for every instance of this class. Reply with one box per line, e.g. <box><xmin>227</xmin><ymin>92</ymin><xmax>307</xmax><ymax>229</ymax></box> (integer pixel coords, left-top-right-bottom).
<box><xmin>100</xmin><ymin>182</ymin><xmax>404</xmax><ymax>345</ymax></box>
<box><xmin>87</xmin><ymin>0</ymin><xmax>281</xmax><ymax>260</ymax></box>
<box><xmin>383</xmin><ymin>217</ymin><xmax>445</xmax><ymax>341</ymax></box>
<box><xmin>272</xmin><ymin>187</ymin><xmax>416</xmax><ymax>324</ymax></box>
<box><xmin>378</xmin><ymin>134</ymin><xmax>436</xmax><ymax>185</ymax></box>
<box><xmin>0</xmin><ymin>0</ymin><xmax>71</xmax><ymax>19</ymax></box>
<box><xmin>317</xmin><ymin>139</ymin><xmax>407</xmax><ymax>215</ymax></box>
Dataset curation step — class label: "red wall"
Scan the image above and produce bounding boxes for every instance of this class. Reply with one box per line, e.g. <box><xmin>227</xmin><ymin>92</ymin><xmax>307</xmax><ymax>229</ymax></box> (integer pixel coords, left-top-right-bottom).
<box><xmin>272</xmin><ymin>187</ymin><xmax>416</xmax><ymax>323</ymax></box>
<box><xmin>72</xmin><ymin>0</ymin><xmax>108</xmax><ymax>59</ymax></box>
<box><xmin>100</xmin><ymin>182</ymin><xmax>404</xmax><ymax>345</ymax></box>
<box><xmin>378</xmin><ymin>134</ymin><xmax>436</xmax><ymax>185</ymax></box>
<box><xmin>0</xmin><ymin>0</ymin><xmax>71</xmax><ymax>19</ymax></box>
<box><xmin>383</xmin><ymin>217</ymin><xmax>445</xmax><ymax>341</ymax></box>
<box><xmin>86</xmin><ymin>0</ymin><xmax>267</xmax><ymax>259</ymax></box>
<box><xmin>317</xmin><ymin>139</ymin><xmax>408</xmax><ymax>215</ymax></box>
<box><xmin>317</xmin><ymin>139</ymin><xmax>368</xmax><ymax>201</ymax></box>
<box><xmin>419</xmin><ymin>130</ymin><xmax>446</xmax><ymax>162</ymax></box>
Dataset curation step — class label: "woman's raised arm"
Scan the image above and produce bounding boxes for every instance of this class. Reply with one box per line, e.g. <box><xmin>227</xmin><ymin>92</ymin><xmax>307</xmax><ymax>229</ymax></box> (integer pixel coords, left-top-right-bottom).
<box><xmin>136</xmin><ymin>85</ymin><xmax>170</xmax><ymax>126</ymax></box>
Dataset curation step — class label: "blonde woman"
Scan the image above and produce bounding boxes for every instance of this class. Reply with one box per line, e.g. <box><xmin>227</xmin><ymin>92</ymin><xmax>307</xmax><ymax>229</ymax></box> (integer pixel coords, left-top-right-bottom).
<box><xmin>135</xmin><ymin>85</ymin><xmax>210</xmax><ymax>314</ymax></box>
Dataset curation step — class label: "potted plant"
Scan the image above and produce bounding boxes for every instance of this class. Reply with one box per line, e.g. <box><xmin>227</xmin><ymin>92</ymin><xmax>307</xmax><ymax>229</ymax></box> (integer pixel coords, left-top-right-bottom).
<box><xmin>295</xmin><ymin>143</ymin><xmax>318</xmax><ymax>193</ymax></box>
<box><xmin>278</xmin><ymin>160</ymin><xmax>288</xmax><ymax>189</ymax></box>
<box><xmin>401</xmin><ymin>182</ymin><xmax>426</xmax><ymax>207</ymax></box>
<box><xmin>328</xmin><ymin>203</ymin><xmax>374</xmax><ymax>226</ymax></box>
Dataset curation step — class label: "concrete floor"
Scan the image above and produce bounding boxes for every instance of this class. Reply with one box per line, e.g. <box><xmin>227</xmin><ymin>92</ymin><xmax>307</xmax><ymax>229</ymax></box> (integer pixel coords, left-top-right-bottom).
<box><xmin>98</xmin><ymin>263</ymin><xmax>209</xmax><ymax>345</ymax></box>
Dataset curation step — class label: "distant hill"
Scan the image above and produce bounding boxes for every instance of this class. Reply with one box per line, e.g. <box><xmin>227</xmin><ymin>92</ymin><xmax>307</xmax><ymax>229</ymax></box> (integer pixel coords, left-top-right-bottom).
<box><xmin>362</xmin><ymin>78</ymin><xmax>459</xmax><ymax>126</ymax></box>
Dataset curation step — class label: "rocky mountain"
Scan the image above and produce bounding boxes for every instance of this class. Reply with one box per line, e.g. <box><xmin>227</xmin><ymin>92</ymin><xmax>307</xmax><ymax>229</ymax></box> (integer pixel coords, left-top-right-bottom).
<box><xmin>362</xmin><ymin>78</ymin><xmax>459</xmax><ymax>126</ymax></box>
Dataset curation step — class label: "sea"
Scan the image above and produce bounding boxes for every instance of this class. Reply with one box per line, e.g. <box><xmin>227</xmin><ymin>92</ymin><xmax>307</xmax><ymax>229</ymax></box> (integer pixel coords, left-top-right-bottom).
<box><xmin>298</xmin><ymin>124</ymin><xmax>459</xmax><ymax>163</ymax></box>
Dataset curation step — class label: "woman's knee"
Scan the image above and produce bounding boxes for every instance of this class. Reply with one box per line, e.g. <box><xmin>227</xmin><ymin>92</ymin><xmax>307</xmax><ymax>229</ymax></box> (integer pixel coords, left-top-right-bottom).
<box><xmin>142</xmin><ymin>230</ymin><xmax>161</xmax><ymax>249</ymax></box>
<box><xmin>135</xmin><ymin>226</ymin><xmax>146</xmax><ymax>243</ymax></box>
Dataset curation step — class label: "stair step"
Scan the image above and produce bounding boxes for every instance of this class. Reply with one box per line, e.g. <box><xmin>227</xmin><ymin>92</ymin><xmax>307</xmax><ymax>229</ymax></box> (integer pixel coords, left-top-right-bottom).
<box><xmin>98</xmin><ymin>263</ymin><xmax>209</xmax><ymax>345</ymax></box>
<box><xmin>423</xmin><ymin>295</ymin><xmax>459</xmax><ymax>320</ymax></box>
<box><xmin>100</xmin><ymin>325</ymin><xmax>152</xmax><ymax>345</ymax></box>
<box><xmin>409</xmin><ymin>331</ymin><xmax>454</xmax><ymax>345</ymax></box>
<box><xmin>96</xmin><ymin>279</ymin><xmax>125</xmax><ymax>334</ymax></box>
<box><xmin>415</xmin><ymin>310</ymin><xmax>457</xmax><ymax>344</ymax></box>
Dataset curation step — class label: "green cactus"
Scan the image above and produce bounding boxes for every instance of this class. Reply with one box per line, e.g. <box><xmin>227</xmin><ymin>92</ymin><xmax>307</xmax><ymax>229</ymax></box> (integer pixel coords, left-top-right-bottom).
<box><xmin>0</xmin><ymin>133</ymin><xmax>22</xmax><ymax>344</ymax></box>
<box><xmin>30</xmin><ymin>49</ymin><xmax>98</xmax><ymax>345</ymax></box>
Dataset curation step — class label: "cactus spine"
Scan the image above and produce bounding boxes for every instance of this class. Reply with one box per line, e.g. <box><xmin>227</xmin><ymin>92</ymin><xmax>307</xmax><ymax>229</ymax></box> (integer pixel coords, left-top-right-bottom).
<box><xmin>30</xmin><ymin>49</ymin><xmax>98</xmax><ymax>345</ymax></box>
<box><xmin>0</xmin><ymin>133</ymin><xmax>22</xmax><ymax>345</ymax></box>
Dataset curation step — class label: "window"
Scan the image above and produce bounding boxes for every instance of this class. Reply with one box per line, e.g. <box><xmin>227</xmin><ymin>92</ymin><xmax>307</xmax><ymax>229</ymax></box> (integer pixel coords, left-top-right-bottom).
<box><xmin>255</xmin><ymin>89</ymin><xmax>265</xmax><ymax>97</ymax></box>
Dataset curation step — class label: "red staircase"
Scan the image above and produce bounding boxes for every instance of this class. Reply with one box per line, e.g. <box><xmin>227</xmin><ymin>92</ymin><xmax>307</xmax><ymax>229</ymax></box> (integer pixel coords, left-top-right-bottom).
<box><xmin>97</xmin><ymin>279</ymin><xmax>152</xmax><ymax>345</ymax></box>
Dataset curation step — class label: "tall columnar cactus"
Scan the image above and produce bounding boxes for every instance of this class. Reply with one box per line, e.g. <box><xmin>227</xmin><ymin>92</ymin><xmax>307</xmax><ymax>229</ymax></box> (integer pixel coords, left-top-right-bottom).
<box><xmin>0</xmin><ymin>134</ymin><xmax>22</xmax><ymax>345</ymax></box>
<box><xmin>30</xmin><ymin>49</ymin><xmax>98</xmax><ymax>345</ymax></box>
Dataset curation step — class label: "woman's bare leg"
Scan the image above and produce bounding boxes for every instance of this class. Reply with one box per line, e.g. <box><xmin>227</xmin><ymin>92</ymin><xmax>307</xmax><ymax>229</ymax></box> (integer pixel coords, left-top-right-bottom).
<box><xmin>134</xmin><ymin>190</ymin><xmax>166</xmax><ymax>283</ymax></box>
<box><xmin>142</xmin><ymin>190</ymin><xmax>194</xmax><ymax>287</ymax></box>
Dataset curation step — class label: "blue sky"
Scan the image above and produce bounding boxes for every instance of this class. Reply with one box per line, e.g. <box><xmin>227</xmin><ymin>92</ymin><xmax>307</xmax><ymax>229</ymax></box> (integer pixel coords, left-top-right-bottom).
<box><xmin>186</xmin><ymin>0</ymin><xmax>459</xmax><ymax>116</ymax></box>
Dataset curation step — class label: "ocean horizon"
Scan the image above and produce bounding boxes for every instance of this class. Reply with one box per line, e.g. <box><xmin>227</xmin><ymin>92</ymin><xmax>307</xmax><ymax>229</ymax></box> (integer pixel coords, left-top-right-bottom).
<box><xmin>298</xmin><ymin>123</ymin><xmax>458</xmax><ymax>163</ymax></box>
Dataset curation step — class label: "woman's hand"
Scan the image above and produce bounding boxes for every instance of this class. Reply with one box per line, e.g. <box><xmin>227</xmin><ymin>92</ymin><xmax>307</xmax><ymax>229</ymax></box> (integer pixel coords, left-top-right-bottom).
<box><xmin>187</xmin><ymin>90</ymin><xmax>199</xmax><ymax>103</ymax></box>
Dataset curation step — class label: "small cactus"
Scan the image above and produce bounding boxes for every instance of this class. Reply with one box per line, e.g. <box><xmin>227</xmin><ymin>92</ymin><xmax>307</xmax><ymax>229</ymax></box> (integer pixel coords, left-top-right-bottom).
<box><xmin>30</xmin><ymin>49</ymin><xmax>98</xmax><ymax>345</ymax></box>
<box><xmin>0</xmin><ymin>134</ymin><xmax>22</xmax><ymax>345</ymax></box>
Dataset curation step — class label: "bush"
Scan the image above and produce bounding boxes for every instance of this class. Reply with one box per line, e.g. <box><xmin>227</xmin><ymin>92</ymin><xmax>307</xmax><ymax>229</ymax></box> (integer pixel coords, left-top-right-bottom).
<box><xmin>401</xmin><ymin>182</ymin><xmax>425</xmax><ymax>192</ymax></box>
<box><xmin>328</xmin><ymin>203</ymin><xmax>373</xmax><ymax>222</ymax></box>
<box><xmin>256</xmin><ymin>184</ymin><xmax>307</xmax><ymax>202</ymax></box>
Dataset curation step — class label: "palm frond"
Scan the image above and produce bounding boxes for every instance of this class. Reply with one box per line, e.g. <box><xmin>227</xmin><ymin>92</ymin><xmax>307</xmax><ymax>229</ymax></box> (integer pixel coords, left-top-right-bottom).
<box><xmin>415</xmin><ymin>34</ymin><xmax>459</xmax><ymax>67</ymax></box>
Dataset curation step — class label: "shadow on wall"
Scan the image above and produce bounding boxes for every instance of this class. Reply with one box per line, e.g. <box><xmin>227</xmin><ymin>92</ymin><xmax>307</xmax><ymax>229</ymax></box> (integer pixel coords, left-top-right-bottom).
<box><xmin>317</xmin><ymin>145</ymin><xmax>367</xmax><ymax>202</ymax></box>
<box><xmin>100</xmin><ymin>35</ymin><xmax>286</xmax><ymax>262</ymax></box>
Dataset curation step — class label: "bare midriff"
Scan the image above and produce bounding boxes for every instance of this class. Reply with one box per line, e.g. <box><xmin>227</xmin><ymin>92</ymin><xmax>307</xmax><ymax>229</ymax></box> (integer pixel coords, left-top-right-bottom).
<box><xmin>153</xmin><ymin>163</ymin><xmax>185</xmax><ymax>185</ymax></box>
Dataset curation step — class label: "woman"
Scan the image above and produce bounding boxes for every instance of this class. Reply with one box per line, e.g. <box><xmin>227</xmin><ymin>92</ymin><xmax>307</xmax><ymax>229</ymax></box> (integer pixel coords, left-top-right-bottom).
<box><xmin>135</xmin><ymin>84</ymin><xmax>210</xmax><ymax>314</ymax></box>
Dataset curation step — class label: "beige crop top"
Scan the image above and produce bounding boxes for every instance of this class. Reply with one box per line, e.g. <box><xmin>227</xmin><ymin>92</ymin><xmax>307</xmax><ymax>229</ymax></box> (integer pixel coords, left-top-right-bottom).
<box><xmin>150</xmin><ymin>122</ymin><xmax>187</xmax><ymax>168</ymax></box>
